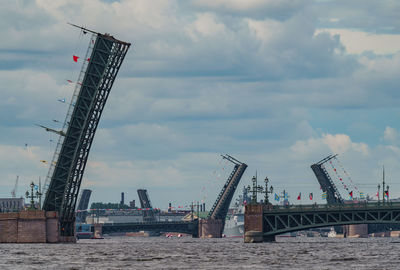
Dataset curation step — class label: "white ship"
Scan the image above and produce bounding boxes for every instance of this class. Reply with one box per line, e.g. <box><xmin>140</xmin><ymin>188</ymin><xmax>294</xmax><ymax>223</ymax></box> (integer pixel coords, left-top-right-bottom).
<box><xmin>223</xmin><ymin>187</ymin><xmax>250</xmax><ymax>238</ymax></box>
<box><xmin>327</xmin><ymin>227</ymin><xmax>337</xmax><ymax>237</ymax></box>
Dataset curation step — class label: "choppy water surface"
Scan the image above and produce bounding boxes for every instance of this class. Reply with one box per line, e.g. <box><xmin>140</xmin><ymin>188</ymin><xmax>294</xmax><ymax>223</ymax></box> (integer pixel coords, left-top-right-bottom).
<box><xmin>1</xmin><ymin>236</ymin><xmax>400</xmax><ymax>269</ymax></box>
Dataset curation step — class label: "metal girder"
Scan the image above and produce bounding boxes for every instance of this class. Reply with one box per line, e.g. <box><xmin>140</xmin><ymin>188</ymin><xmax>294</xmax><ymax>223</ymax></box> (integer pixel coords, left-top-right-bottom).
<box><xmin>311</xmin><ymin>161</ymin><xmax>343</xmax><ymax>204</ymax></box>
<box><xmin>137</xmin><ymin>189</ymin><xmax>156</xmax><ymax>222</ymax></box>
<box><xmin>76</xmin><ymin>189</ymin><xmax>92</xmax><ymax>223</ymax></box>
<box><xmin>262</xmin><ymin>202</ymin><xmax>400</xmax><ymax>237</ymax></box>
<box><xmin>43</xmin><ymin>33</ymin><xmax>130</xmax><ymax>236</ymax></box>
<box><xmin>100</xmin><ymin>220</ymin><xmax>199</xmax><ymax>237</ymax></box>
<box><xmin>207</xmin><ymin>155</ymin><xmax>247</xmax><ymax>228</ymax></box>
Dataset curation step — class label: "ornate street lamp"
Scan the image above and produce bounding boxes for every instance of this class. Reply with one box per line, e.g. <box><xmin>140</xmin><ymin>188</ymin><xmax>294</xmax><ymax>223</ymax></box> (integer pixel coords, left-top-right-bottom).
<box><xmin>264</xmin><ymin>177</ymin><xmax>274</xmax><ymax>205</ymax></box>
<box><xmin>25</xmin><ymin>181</ymin><xmax>42</xmax><ymax>210</ymax></box>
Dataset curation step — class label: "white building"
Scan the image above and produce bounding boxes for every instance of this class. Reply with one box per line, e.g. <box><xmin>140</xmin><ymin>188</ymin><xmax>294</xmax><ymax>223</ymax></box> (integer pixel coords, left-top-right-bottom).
<box><xmin>0</xmin><ymin>198</ymin><xmax>24</xmax><ymax>212</ymax></box>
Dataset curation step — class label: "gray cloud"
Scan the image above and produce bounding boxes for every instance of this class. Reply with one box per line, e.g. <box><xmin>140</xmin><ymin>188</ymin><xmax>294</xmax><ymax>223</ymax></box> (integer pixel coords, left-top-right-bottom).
<box><xmin>315</xmin><ymin>0</ymin><xmax>400</xmax><ymax>34</ymax></box>
<box><xmin>0</xmin><ymin>0</ymin><xmax>399</xmax><ymax>208</ymax></box>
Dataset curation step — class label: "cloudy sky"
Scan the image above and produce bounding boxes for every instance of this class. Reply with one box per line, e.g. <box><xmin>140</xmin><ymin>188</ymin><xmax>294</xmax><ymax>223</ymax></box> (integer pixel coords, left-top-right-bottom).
<box><xmin>1</xmin><ymin>0</ymin><xmax>400</xmax><ymax>209</ymax></box>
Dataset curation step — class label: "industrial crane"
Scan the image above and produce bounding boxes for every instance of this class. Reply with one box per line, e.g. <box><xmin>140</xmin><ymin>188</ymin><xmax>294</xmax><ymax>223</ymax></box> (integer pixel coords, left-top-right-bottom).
<box><xmin>11</xmin><ymin>175</ymin><xmax>18</xmax><ymax>198</ymax></box>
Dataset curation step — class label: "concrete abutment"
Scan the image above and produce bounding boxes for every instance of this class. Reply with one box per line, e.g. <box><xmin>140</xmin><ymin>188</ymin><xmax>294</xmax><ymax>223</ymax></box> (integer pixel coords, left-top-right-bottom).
<box><xmin>0</xmin><ymin>210</ymin><xmax>74</xmax><ymax>243</ymax></box>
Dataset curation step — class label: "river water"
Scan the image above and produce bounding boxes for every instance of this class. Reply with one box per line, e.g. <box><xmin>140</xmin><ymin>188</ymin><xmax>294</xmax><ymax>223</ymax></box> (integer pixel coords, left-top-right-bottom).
<box><xmin>1</xmin><ymin>236</ymin><xmax>399</xmax><ymax>269</ymax></box>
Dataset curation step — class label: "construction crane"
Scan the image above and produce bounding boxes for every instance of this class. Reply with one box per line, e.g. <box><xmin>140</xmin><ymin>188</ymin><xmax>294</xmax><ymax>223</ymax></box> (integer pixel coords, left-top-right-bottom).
<box><xmin>11</xmin><ymin>176</ymin><xmax>19</xmax><ymax>198</ymax></box>
<box><xmin>35</xmin><ymin>124</ymin><xmax>66</xmax><ymax>137</ymax></box>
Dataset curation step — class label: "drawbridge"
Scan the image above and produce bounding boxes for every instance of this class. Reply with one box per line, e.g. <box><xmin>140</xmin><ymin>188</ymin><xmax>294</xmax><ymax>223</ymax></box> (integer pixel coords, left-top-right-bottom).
<box><xmin>137</xmin><ymin>189</ymin><xmax>156</xmax><ymax>222</ymax></box>
<box><xmin>76</xmin><ymin>189</ymin><xmax>92</xmax><ymax>223</ymax></box>
<box><xmin>311</xmin><ymin>155</ymin><xmax>344</xmax><ymax>204</ymax></box>
<box><xmin>245</xmin><ymin>202</ymin><xmax>400</xmax><ymax>242</ymax></box>
<box><xmin>42</xmin><ymin>26</ymin><xmax>130</xmax><ymax>236</ymax></box>
<box><xmin>206</xmin><ymin>155</ymin><xmax>247</xmax><ymax>235</ymax></box>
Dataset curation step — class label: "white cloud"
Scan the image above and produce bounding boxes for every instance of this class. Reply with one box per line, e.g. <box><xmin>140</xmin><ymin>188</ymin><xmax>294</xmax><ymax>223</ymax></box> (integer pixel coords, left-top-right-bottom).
<box><xmin>1</xmin><ymin>0</ymin><xmax>400</xmax><ymax>207</ymax></box>
<box><xmin>291</xmin><ymin>133</ymin><xmax>369</xmax><ymax>157</ymax></box>
<box><xmin>323</xmin><ymin>134</ymin><xmax>369</xmax><ymax>156</ymax></box>
<box><xmin>192</xmin><ymin>0</ymin><xmax>306</xmax><ymax>20</ymax></box>
<box><xmin>315</xmin><ymin>28</ymin><xmax>400</xmax><ymax>55</ymax></box>
<box><xmin>245</xmin><ymin>18</ymin><xmax>283</xmax><ymax>45</ymax></box>
<box><xmin>0</xmin><ymin>144</ymin><xmax>51</xmax><ymax>194</ymax></box>
<box><xmin>186</xmin><ymin>13</ymin><xmax>227</xmax><ymax>41</ymax></box>
<box><xmin>193</xmin><ymin>0</ymin><xmax>272</xmax><ymax>10</ymax></box>
<box><xmin>383</xmin><ymin>126</ymin><xmax>398</xmax><ymax>143</ymax></box>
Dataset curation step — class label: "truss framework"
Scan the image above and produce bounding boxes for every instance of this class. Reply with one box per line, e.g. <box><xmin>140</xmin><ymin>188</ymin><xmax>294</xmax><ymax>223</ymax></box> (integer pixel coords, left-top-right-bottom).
<box><xmin>101</xmin><ymin>220</ymin><xmax>198</xmax><ymax>237</ymax></box>
<box><xmin>43</xmin><ymin>33</ymin><xmax>130</xmax><ymax>236</ymax></box>
<box><xmin>263</xmin><ymin>203</ymin><xmax>400</xmax><ymax>238</ymax></box>
<box><xmin>208</xmin><ymin>155</ymin><xmax>247</xmax><ymax>231</ymax></box>
<box><xmin>311</xmin><ymin>155</ymin><xmax>344</xmax><ymax>204</ymax></box>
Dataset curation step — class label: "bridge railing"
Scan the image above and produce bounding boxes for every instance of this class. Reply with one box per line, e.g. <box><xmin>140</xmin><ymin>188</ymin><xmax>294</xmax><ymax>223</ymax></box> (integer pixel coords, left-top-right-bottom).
<box><xmin>264</xmin><ymin>201</ymin><xmax>400</xmax><ymax>212</ymax></box>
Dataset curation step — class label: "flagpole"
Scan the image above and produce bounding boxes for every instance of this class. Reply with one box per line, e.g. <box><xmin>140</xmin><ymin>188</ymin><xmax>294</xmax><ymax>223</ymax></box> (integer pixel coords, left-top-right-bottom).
<box><xmin>382</xmin><ymin>165</ymin><xmax>385</xmax><ymax>205</ymax></box>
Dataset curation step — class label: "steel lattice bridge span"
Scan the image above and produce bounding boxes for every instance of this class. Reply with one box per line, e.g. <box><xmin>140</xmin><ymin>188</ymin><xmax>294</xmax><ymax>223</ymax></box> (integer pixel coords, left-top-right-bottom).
<box><xmin>98</xmin><ymin>220</ymin><xmax>199</xmax><ymax>237</ymax></box>
<box><xmin>42</xmin><ymin>26</ymin><xmax>130</xmax><ymax>238</ymax></box>
<box><xmin>244</xmin><ymin>202</ymin><xmax>400</xmax><ymax>242</ymax></box>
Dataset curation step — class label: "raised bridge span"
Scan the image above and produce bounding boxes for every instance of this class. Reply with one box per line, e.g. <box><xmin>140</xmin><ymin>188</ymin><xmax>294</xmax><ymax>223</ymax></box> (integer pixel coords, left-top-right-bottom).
<box><xmin>245</xmin><ymin>202</ymin><xmax>400</xmax><ymax>242</ymax></box>
<box><xmin>42</xmin><ymin>27</ymin><xmax>130</xmax><ymax>237</ymax></box>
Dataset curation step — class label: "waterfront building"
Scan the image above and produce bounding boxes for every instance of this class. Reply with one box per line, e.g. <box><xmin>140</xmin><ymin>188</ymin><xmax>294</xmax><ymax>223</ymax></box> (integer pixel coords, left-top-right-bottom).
<box><xmin>0</xmin><ymin>198</ymin><xmax>24</xmax><ymax>212</ymax></box>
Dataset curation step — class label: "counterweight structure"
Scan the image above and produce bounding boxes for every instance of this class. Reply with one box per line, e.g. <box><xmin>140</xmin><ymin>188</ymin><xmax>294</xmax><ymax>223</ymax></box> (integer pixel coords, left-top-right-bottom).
<box><xmin>137</xmin><ymin>189</ymin><xmax>156</xmax><ymax>222</ymax></box>
<box><xmin>311</xmin><ymin>155</ymin><xmax>344</xmax><ymax>205</ymax></box>
<box><xmin>207</xmin><ymin>155</ymin><xmax>247</xmax><ymax>229</ymax></box>
<box><xmin>42</xmin><ymin>28</ymin><xmax>130</xmax><ymax>236</ymax></box>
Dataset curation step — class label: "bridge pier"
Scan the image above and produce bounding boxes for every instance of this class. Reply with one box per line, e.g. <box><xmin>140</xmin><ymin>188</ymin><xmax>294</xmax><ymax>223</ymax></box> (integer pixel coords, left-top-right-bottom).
<box><xmin>0</xmin><ymin>210</ymin><xmax>75</xmax><ymax>243</ymax></box>
<box><xmin>93</xmin><ymin>223</ymin><xmax>103</xmax><ymax>239</ymax></box>
<box><xmin>244</xmin><ymin>204</ymin><xmax>267</xmax><ymax>243</ymax></box>
<box><xmin>198</xmin><ymin>219</ymin><xmax>223</xmax><ymax>238</ymax></box>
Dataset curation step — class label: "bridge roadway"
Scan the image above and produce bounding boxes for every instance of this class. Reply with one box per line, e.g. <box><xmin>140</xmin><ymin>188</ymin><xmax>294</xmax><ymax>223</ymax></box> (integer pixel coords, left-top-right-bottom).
<box><xmin>245</xmin><ymin>201</ymin><xmax>400</xmax><ymax>242</ymax></box>
<box><xmin>96</xmin><ymin>219</ymin><xmax>199</xmax><ymax>237</ymax></box>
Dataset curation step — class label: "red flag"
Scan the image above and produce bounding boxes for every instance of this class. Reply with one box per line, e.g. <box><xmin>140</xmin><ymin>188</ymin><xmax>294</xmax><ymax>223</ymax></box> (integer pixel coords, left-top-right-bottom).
<box><xmin>376</xmin><ymin>191</ymin><xmax>379</xmax><ymax>197</ymax></box>
<box><xmin>297</xmin><ymin>192</ymin><xmax>301</xmax><ymax>200</ymax></box>
<box><xmin>87</xmin><ymin>58</ymin><xmax>90</xmax><ymax>61</ymax></box>
<box><xmin>349</xmin><ymin>191</ymin><xmax>353</xmax><ymax>199</ymax></box>
<box><xmin>67</xmin><ymin>80</ymin><xmax>73</xmax><ymax>83</ymax></box>
<box><xmin>73</xmin><ymin>55</ymin><xmax>79</xmax><ymax>62</ymax></box>
<box><xmin>309</xmin><ymin>193</ymin><xmax>313</xmax><ymax>200</ymax></box>
<box><xmin>385</xmin><ymin>190</ymin><xmax>389</xmax><ymax>197</ymax></box>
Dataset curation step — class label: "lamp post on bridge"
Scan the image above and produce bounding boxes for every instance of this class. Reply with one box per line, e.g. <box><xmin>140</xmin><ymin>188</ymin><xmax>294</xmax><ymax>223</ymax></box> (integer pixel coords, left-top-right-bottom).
<box><xmin>247</xmin><ymin>175</ymin><xmax>273</xmax><ymax>205</ymax></box>
<box><xmin>247</xmin><ymin>175</ymin><xmax>264</xmax><ymax>204</ymax></box>
<box><xmin>264</xmin><ymin>177</ymin><xmax>273</xmax><ymax>205</ymax></box>
<box><xmin>25</xmin><ymin>181</ymin><xmax>41</xmax><ymax>210</ymax></box>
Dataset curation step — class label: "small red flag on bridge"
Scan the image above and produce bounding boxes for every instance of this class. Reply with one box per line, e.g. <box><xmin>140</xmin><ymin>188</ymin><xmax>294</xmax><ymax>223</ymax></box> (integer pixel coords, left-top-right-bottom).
<box><xmin>349</xmin><ymin>191</ymin><xmax>353</xmax><ymax>199</ymax></box>
<box><xmin>309</xmin><ymin>193</ymin><xmax>313</xmax><ymax>200</ymax></box>
<box><xmin>73</xmin><ymin>55</ymin><xmax>79</xmax><ymax>62</ymax></box>
<box><xmin>297</xmin><ymin>193</ymin><xmax>301</xmax><ymax>200</ymax></box>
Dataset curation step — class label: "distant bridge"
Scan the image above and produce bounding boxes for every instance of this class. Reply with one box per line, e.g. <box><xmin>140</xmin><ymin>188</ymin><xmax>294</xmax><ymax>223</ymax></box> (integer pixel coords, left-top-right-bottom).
<box><xmin>98</xmin><ymin>220</ymin><xmax>199</xmax><ymax>237</ymax></box>
<box><xmin>245</xmin><ymin>202</ymin><xmax>400</xmax><ymax>242</ymax></box>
